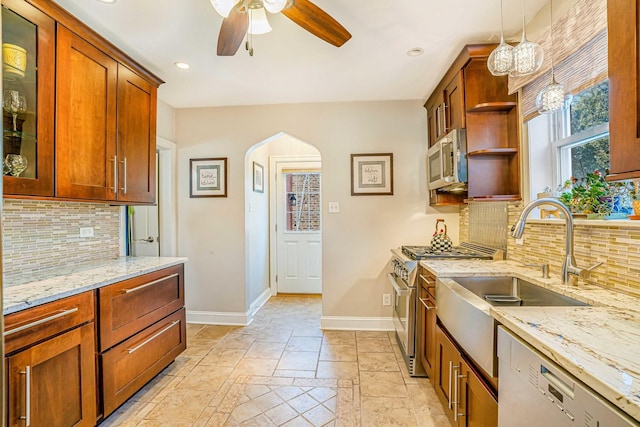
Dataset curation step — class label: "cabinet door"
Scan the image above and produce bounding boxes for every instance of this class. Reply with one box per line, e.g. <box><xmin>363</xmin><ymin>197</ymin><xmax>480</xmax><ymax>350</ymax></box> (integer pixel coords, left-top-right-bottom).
<box><xmin>426</xmin><ymin>100</ymin><xmax>439</xmax><ymax>147</ymax></box>
<box><xmin>459</xmin><ymin>359</ymin><xmax>498</xmax><ymax>427</ymax></box>
<box><xmin>434</xmin><ymin>324</ymin><xmax>460</xmax><ymax>425</ymax></box>
<box><xmin>117</xmin><ymin>65</ymin><xmax>157</xmax><ymax>204</ymax></box>
<box><xmin>608</xmin><ymin>0</ymin><xmax>640</xmax><ymax>179</ymax></box>
<box><xmin>417</xmin><ymin>278</ymin><xmax>436</xmax><ymax>380</ymax></box>
<box><xmin>6</xmin><ymin>323</ymin><xmax>96</xmax><ymax>427</ymax></box>
<box><xmin>56</xmin><ymin>25</ymin><xmax>118</xmax><ymax>201</ymax></box>
<box><xmin>2</xmin><ymin>0</ymin><xmax>55</xmax><ymax>196</ymax></box>
<box><xmin>444</xmin><ymin>71</ymin><xmax>465</xmax><ymax>131</ymax></box>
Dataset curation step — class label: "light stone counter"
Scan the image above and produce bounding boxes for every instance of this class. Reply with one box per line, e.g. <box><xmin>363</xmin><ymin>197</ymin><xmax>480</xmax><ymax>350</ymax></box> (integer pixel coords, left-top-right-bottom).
<box><xmin>420</xmin><ymin>259</ymin><xmax>640</xmax><ymax>422</ymax></box>
<box><xmin>3</xmin><ymin>256</ymin><xmax>187</xmax><ymax>315</ymax></box>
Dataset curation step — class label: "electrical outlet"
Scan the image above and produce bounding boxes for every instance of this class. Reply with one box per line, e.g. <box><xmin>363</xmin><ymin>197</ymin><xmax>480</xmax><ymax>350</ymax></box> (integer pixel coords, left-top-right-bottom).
<box><xmin>516</xmin><ymin>237</ymin><xmax>524</xmax><ymax>245</ymax></box>
<box><xmin>80</xmin><ymin>227</ymin><xmax>94</xmax><ymax>238</ymax></box>
<box><xmin>328</xmin><ymin>202</ymin><xmax>340</xmax><ymax>213</ymax></box>
<box><xmin>382</xmin><ymin>293</ymin><xmax>391</xmax><ymax>306</ymax></box>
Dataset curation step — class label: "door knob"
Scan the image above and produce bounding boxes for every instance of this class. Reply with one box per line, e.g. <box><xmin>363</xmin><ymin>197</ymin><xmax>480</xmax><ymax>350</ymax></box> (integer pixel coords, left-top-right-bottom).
<box><xmin>136</xmin><ymin>236</ymin><xmax>154</xmax><ymax>243</ymax></box>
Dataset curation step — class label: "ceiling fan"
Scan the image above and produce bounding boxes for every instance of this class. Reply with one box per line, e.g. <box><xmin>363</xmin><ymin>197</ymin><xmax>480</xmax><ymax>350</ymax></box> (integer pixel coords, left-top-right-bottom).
<box><xmin>210</xmin><ymin>0</ymin><xmax>352</xmax><ymax>56</ymax></box>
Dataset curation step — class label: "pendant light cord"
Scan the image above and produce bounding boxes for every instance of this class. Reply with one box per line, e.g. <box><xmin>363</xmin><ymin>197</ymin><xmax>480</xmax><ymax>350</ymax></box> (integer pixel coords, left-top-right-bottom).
<box><xmin>550</xmin><ymin>0</ymin><xmax>554</xmax><ymax>75</ymax></box>
<box><xmin>500</xmin><ymin>0</ymin><xmax>505</xmax><ymax>38</ymax></box>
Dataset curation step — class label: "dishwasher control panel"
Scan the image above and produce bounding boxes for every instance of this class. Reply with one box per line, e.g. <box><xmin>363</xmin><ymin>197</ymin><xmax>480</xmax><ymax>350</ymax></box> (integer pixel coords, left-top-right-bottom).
<box><xmin>497</xmin><ymin>326</ymin><xmax>637</xmax><ymax>427</ymax></box>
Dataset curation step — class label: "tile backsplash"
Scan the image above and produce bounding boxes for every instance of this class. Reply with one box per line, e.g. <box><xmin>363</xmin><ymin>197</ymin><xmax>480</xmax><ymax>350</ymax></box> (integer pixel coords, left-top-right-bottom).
<box><xmin>2</xmin><ymin>200</ymin><xmax>121</xmax><ymax>285</ymax></box>
<box><xmin>461</xmin><ymin>202</ymin><xmax>640</xmax><ymax>295</ymax></box>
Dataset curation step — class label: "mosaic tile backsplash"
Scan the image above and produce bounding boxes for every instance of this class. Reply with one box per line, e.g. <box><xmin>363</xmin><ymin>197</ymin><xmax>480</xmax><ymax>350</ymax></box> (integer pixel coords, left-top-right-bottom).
<box><xmin>2</xmin><ymin>200</ymin><xmax>121</xmax><ymax>285</ymax></box>
<box><xmin>461</xmin><ymin>202</ymin><xmax>640</xmax><ymax>294</ymax></box>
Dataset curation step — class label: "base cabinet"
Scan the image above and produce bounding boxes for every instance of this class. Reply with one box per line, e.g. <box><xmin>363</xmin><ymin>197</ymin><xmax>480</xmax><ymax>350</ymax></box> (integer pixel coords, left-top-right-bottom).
<box><xmin>434</xmin><ymin>324</ymin><xmax>498</xmax><ymax>427</ymax></box>
<box><xmin>4</xmin><ymin>293</ymin><xmax>97</xmax><ymax>427</ymax></box>
<box><xmin>416</xmin><ymin>267</ymin><xmax>437</xmax><ymax>380</ymax></box>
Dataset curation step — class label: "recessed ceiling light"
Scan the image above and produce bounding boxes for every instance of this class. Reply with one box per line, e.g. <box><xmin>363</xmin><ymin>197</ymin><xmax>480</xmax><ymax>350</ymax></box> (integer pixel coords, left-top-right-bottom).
<box><xmin>407</xmin><ymin>47</ymin><xmax>424</xmax><ymax>57</ymax></box>
<box><xmin>97</xmin><ymin>0</ymin><xmax>117</xmax><ymax>4</ymax></box>
<box><xmin>174</xmin><ymin>62</ymin><xmax>191</xmax><ymax>70</ymax></box>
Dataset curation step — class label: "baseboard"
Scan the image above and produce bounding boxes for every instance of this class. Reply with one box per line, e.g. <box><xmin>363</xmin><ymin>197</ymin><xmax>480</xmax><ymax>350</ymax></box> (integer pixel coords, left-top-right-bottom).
<box><xmin>186</xmin><ymin>288</ymin><xmax>271</xmax><ymax>326</ymax></box>
<box><xmin>320</xmin><ymin>316</ymin><xmax>394</xmax><ymax>331</ymax></box>
<box><xmin>186</xmin><ymin>310</ymin><xmax>249</xmax><ymax>326</ymax></box>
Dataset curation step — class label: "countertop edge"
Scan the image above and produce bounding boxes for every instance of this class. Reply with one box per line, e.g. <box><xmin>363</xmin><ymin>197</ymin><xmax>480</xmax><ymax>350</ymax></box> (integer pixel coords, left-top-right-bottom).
<box><xmin>3</xmin><ymin>257</ymin><xmax>188</xmax><ymax>315</ymax></box>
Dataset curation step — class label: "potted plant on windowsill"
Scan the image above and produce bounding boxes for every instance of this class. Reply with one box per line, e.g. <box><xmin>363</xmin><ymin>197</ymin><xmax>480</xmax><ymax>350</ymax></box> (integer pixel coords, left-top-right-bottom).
<box><xmin>558</xmin><ymin>170</ymin><xmax>625</xmax><ymax>219</ymax></box>
<box><xmin>630</xmin><ymin>181</ymin><xmax>640</xmax><ymax>219</ymax></box>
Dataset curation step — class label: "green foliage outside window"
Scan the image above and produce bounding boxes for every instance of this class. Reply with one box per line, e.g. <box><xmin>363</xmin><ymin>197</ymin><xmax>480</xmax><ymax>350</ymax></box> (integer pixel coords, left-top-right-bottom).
<box><xmin>568</xmin><ymin>81</ymin><xmax>610</xmax><ymax>179</ymax></box>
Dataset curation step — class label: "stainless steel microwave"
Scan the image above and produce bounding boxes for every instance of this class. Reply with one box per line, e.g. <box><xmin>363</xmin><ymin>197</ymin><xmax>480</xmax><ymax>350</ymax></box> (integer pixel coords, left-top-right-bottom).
<box><xmin>427</xmin><ymin>128</ymin><xmax>467</xmax><ymax>191</ymax></box>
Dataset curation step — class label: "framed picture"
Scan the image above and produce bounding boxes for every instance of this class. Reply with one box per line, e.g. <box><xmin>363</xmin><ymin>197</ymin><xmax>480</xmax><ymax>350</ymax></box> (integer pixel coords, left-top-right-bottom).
<box><xmin>253</xmin><ymin>162</ymin><xmax>264</xmax><ymax>193</ymax></box>
<box><xmin>190</xmin><ymin>157</ymin><xmax>227</xmax><ymax>198</ymax></box>
<box><xmin>351</xmin><ymin>153</ymin><xmax>393</xmax><ymax>196</ymax></box>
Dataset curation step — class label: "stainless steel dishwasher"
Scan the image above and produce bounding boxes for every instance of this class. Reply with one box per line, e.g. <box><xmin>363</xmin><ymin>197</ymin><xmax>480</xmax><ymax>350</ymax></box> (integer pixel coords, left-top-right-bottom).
<box><xmin>497</xmin><ymin>326</ymin><xmax>637</xmax><ymax>427</ymax></box>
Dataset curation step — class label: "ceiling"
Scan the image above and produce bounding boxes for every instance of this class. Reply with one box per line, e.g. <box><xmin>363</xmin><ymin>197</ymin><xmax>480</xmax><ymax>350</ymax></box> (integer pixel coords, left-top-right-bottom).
<box><xmin>52</xmin><ymin>0</ymin><xmax>548</xmax><ymax>109</ymax></box>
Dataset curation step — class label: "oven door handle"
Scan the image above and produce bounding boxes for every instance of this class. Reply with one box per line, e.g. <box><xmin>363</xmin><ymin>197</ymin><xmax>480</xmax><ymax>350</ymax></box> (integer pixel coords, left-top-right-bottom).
<box><xmin>387</xmin><ymin>273</ymin><xmax>412</xmax><ymax>297</ymax></box>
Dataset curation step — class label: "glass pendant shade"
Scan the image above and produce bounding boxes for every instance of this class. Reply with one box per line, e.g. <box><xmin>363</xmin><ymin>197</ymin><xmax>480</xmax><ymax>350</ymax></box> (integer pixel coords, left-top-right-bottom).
<box><xmin>263</xmin><ymin>0</ymin><xmax>288</xmax><ymax>13</ymax></box>
<box><xmin>248</xmin><ymin>7</ymin><xmax>272</xmax><ymax>34</ymax></box>
<box><xmin>488</xmin><ymin>36</ymin><xmax>513</xmax><ymax>76</ymax></box>
<box><xmin>210</xmin><ymin>0</ymin><xmax>236</xmax><ymax>18</ymax></box>
<box><xmin>510</xmin><ymin>32</ymin><xmax>544</xmax><ymax>76</ymax></box>
<box><xmin>536</xmin><ymin>76</ymin><xmax>571</xmax><ymax>113</ymax></box>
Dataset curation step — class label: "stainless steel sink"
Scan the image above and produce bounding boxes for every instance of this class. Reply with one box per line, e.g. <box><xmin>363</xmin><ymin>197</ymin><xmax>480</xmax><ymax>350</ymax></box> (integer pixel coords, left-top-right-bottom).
<box><xmin>436</xmin><ymin>276</ymin><xmax>589</xmax><ymax>379</ymax></box>
<box><xmin>450</xmin><ymin>276</ymin><xmax>588</xmax><ymax>307</ymax></box>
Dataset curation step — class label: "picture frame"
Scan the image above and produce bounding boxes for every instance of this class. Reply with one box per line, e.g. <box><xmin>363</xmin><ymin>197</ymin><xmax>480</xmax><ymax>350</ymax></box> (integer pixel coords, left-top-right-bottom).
<box><xmin>253</xmin><ymin>162</ymin><xmax>264</xmax><ymax>193</ymax></box>
<box><xmin>190</xmin><ymin>157</ymin><xmax>227</xmax><ymax>198</ymax></box>
<box><xmin>351</xmin><ymin>153</ymin><xmax>393</xmax><ymax>196</ymax></box>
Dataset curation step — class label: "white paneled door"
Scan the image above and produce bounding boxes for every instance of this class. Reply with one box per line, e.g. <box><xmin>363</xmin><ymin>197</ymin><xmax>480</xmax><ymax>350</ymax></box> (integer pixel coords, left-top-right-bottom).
<box><xmin>276</xmin><ymin>161</ymin><xmax>322</xmax><ymax>294</ymax></box>
<box><xmin>130</xmin><ymin>204</ymin><xmax>160</xmax><ymax>256</ymax></box>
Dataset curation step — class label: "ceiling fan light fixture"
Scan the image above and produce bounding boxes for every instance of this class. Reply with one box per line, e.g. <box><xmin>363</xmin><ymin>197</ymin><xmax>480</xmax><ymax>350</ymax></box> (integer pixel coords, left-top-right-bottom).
<box><xmin>406</xmin><ymin>47</ymin><xmax>424</xmax><ymax>57</ymax></box>
<box><xmin>263</xmin><ymin>0</ymin><xmax>288</xmax><ymax>13</ymax></box>
<box><xmin>210</xmin><ymin>0</ymin><xmax>236</xmax><ymax>18</ymax></box>
<box><xmin>248</xmin><ymin>7</ymin><xmax>272</xmax><ymax>35</ymax></box>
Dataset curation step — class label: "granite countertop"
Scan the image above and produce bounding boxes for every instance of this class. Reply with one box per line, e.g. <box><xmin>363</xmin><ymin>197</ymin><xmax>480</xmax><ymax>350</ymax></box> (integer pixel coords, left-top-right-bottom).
<box><xmin>420</xmin><ymin>259</ymin><xmax>640</xmax><ymax>422</ymax></box>
<box><xmin>3</xmin><ymin>256</ymin><xmax>188</xmax><ymax>315</ymax></box>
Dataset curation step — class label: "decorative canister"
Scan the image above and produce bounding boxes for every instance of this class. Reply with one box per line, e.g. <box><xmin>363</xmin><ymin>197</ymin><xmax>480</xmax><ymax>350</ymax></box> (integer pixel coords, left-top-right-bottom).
<box><xmin>3</xmin><ymin>43</ymin><xmax>27</xmax><ymax>78</ymax></box>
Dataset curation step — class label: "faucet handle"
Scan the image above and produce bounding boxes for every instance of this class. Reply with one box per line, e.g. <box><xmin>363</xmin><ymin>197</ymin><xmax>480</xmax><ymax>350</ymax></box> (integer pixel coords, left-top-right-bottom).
<box><xmin>525</xmin><ymin>263</ymin><xmax>550</xmax><ymax>278</ymax></box>
<box><xmin>568</xmin><ymin>261</ymin><xmax>604</xmax><ymax>280</ymax></box>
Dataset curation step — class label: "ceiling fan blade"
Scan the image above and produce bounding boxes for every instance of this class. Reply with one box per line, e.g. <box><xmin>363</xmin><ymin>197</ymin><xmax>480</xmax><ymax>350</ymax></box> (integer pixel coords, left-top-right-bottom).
<box><xmin>217</xmin><ymin>6</ymin><xmax>249</xmax><ymax>56</ymax></box>
<box><xmin>282</xmin><ymin>0</ymin><xmax>351</xmax><ymax>47</ymax></box>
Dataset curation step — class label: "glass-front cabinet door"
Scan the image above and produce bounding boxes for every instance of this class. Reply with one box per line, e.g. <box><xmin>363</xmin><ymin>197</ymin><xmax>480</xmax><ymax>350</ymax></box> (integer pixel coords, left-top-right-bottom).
<box><xmin>2</xmin><ymin>0</ymin><xmax>54</xmax><ymax>196</ymax></box>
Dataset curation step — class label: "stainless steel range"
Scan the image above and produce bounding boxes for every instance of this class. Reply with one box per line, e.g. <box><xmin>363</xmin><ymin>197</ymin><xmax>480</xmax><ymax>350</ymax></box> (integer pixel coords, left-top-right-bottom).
<box><xmin>388</xmin><ymin>243</ymin><xmax>503</xmax><ymax>377</ymax></box>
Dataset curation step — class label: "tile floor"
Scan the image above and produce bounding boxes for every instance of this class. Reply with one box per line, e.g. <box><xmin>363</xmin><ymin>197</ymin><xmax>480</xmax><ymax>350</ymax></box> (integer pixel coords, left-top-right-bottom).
<box><xmin>100</xmin><ymin>295</ymin><xmax>449</xmax><ymax>426</ymax></box>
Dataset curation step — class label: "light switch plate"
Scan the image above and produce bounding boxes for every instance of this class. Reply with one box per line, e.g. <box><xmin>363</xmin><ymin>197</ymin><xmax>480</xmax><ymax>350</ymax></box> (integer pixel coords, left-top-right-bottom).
<box><xmin>328</xmin><ymin>202</ymin><xmax>340</xmax><ymax>213</ymax></box>
<box><xmin>80</xmin><ymin>227</ymin><xmax>94</xmax><ymax>238</ymax></box>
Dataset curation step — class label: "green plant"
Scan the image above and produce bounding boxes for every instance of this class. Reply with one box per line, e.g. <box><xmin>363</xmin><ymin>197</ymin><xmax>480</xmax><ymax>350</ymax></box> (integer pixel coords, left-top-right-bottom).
<box><xmin>558</xmin><ymin>170</ymin><xmax>626</xmax><ymax>215</ymax></box>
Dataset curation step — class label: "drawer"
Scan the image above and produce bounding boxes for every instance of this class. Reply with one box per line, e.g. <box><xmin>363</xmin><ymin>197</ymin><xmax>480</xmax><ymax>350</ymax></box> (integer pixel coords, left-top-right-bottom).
<box><xmin>418</xmin><ymin>267</ymin><xmax>436</xmax><ymax>298</ymax></box>
<box><xmin>98</xmin><ymin>264</ymin><xmax>184</xmax><ymax>351</ymax></box>
<box><xmin>101</xmin><ymin>308</ymin><xmax>186</xmax><ymax>416</ymax></box>
<box><xmin>4</xmin><ymin>291</ymin><xmax>95</xmax><ymax>355</ymax></box>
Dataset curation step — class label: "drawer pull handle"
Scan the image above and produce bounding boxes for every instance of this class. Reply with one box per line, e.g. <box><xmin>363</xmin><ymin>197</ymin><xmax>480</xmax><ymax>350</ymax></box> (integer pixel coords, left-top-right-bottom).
<box><xmin>110</xmin><ymin>156</ymin><xmax>118</xmax><ymax>192</ymax></box>
<box><xmin>419</xmin><ymin>297</ymin><xmax>434</xmax><ymax>310</ymax></box>
<box><xmin>419</xmin><ymin>274</ymin><xmax>433</xmax><ymax>284</ymax></box>
<box><xmin>4</xmin><ymin>308</ymin><xmax>79</xmax><ymax>337</ymax></box>
<box><xmin>124</xmin><ymin>273</ymin><xmax>179</xmax><ymax>294</ymax></box>
<box><xmin>19</xmin><ymin>366</ymin><xmax>31</xmax><ymax>426</ymax></box>
<box><xmin>120</xmin><ymin>157</ymin><xmax>128</xmax><ymax>194</ymax></box>
<box><xmin>127</xmin><ymin>320</ymin><xmax>180</xmax><ymax>354</ymax></box>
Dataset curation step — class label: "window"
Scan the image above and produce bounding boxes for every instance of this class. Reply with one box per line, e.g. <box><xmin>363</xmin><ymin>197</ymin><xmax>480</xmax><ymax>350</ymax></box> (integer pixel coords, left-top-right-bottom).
<box><xmin>284</xmin><ymin>172</ymin><xmax>321</xmax><ymax>232</ymax></box>
<box><xmin>528</xmin><ymin>80</ymin><xmax>610</xmax><ymax>199</ymax></box>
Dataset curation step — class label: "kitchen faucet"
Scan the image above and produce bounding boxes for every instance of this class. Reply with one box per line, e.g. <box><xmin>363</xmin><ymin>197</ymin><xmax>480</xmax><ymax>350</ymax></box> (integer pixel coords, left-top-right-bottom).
<box><xmin>510</xmin><ymin>198</ymin><xmax>602</xmax><ymax>285</ymax></box>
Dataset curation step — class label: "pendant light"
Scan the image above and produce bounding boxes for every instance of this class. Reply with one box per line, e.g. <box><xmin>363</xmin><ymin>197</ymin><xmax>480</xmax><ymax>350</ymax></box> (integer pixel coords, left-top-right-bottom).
<box><xmin>487</xmin><ymin>0</ymin><xmax>513</xmax><ymax>76</ymax></box>
<box><xmin>536</xmin><ymin>0</ymin><xmax>571</xmax><ymax>113</ymax></box>
<box><xmin>511</xmin><ymin>0</ymin><xmax>544</xmax><ymax>77</ymax></box>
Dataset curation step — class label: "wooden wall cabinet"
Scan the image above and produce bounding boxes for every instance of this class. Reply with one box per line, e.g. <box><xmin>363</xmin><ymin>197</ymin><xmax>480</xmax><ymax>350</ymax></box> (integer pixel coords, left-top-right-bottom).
<box><xmin>3</xmin><ymin>0</ymin><xmax>162</xmax><ymax>204</ymax></box>
<box><xmin>434</xmin><ymin>324</ymin><xmax>498</xmax><ymax>427</ymax></box>
<box><xmin>424</xmin><ymin>45</ymin><xmax>520</xmax><ymax>205</ymax></box>
<box><xmin>4</xmin><ymin>292</ymin><xmax>97</xmax><ymax>427</ymax></box>
<box><xmin>416</xmin><ymin>267</ymin><xmax>436</xmax><ymax>380</ymax></box>
<box><xmin>98</xmin><ymin>264</ymin><xmax>186</xmax><ymax>417</ymax></box>
<box><xmin>607</xmin><ymin>0</ymin><xmax>640</xmax><ymax>180</ymax></box>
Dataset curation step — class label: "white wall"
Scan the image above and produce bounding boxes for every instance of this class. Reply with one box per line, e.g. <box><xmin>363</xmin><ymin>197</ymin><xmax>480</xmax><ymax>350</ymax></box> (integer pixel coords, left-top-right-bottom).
<box><xmin>157</xmin><ymin>99</ymin><xmax>176</xmax><ymax>142</ymax></box>
<box><xmin>176</xmin><ymin>100</ymin><xmax>459</xmax><ymax>326</ymax></box>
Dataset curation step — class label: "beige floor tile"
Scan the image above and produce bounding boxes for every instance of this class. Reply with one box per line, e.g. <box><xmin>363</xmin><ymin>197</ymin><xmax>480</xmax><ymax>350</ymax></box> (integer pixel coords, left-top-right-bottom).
<box><xmin>229</xmin><ymin>400</ymin><xmax>263</xmax><ymax>424</ymax></box>
<box><xmin>131</xmin><ymin>372</ymin><xmax>183</xmax><ymax>403</ymax></box>
<box><xmin>277</xmin><ymin>350</ymin><xmax>319</xmax><ymax>371</ymax></box>
<box><xmin>230</xmin><ymin>358</ymin><xmax>279</xmax><ymax>378</ymax></box>
<box><xmin>286</xmin><ymin>336</ymin><xmax>323</xmax><ymax>352</ymax></box>
<box><xmin>357</xmin><ymin>352</ymin><xmax>400</xmax><ymax>372</ymax></box>
<box><xmin>161</xmin><ymin>355</ymin><xmax>202</xmax><ymax>377</ymax></box>
<box><xmin>183</xmin><ymin>338</ymin><xmax>218</xmax><ymax>356</ymax></box>
<box><xmin>355</xmin><ymin>330</ymin><xmax>391</xmax><ymax>339</ymax></box>
<box><xmin>302</xmin><ymin>404</ymin><xmax>335</xmax><ymax>425</ymax></box>
<box><xmin>244</xmin><ymin>341</ymin><xmax>286</xmax><ymax>359</ymax></box>
<box><xmin>204</xmin><ymin>412</ymin><xmax>231</xmax><ymax>426</ymax></box>
<box><xmin>218</xmin><ymin>334</ymin><xmax>259</xmax><ymax>350</ymax></box>
<box><xmin>238</xmin><ymin>414</ymin><xmax>277</xmax><ymax>426</ymax></box>
<box><xmin>322</xmin><ymin>331</ymin><xmax>356</xmax><ymax>346</ymax></box>
<box><xmin>359</xmin><ymin>371</ymin><xmax>407</xmax><ymax>397</ymax></box>
<box><xmin>144</xmin><ymin>388</ymin><xmax>215</xmax><ymax>423</ymax></box>
<box><xmin>274</xmin><ymin>369</ymin><xmax>316</xmax><ymax>378</ymax></box>
<box><xmin>319</xmin><ymin>344</ymin><xmax>357</xmax><ymax>362</ymax></box>
<box><xmin>360</xmin><ymin>396</ymin><xmax>418</xmax><ymax>426</ymax></box>
<box><xmin>316</xmin><ymin>361</ymin><xmax>359</xmax><ymax>379</ymax></box>
<box><xmin>281</xmin><ymin>416</ymin><xmax>314</xmax><ymax>426</ymax></box>
<box><xmin>292</xmin><ymin>326</ymin><xmax>324</xmax><ymax>337</ymax></box>
<box><xmin>265</xmin><ymin>402</ymin><xmax>299</xmax><ymax>425</ymax></box>
<box><xmin>356</xmin><ymin>337</ymin><xmax>392</xmax><ymax>353</ymax></box>
<box><xmin>288</xmin><ymin>393</ymin><xmax>320</xmax><ymax>413</ymax></box>
<box><xmin>99</xmin><ymin>399</ymin><xmax>155</xmax><ymax>427</ymax></box>
<box><xmin>194</xmin><ymin>324</ymin><xmax>237</xmax><ymax>340</ymax></box>
<box><xmin>254</xmin><ymin>328</ymin><xmax>293</xmax><ymax>343</ymax></box>
<box><xmin>176</xmin><ymin>365</ymin><xmax>233</xmax><ymax>391</ymax></box>
<box><xmin>200</xmin><ymin>348</ymin><xmax>248</xmax><ymax>367</ymax></box>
